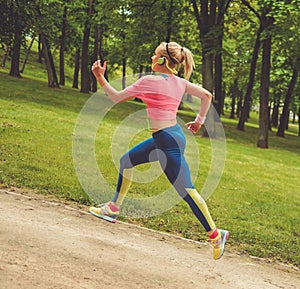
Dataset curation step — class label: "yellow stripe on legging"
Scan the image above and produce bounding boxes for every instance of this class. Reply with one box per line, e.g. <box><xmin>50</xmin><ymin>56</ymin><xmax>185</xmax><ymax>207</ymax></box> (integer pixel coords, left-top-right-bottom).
<box><xmin>186</xmin><ymin>188</ymin><xmax>216</xmax><ymax>231</ymax></box>
<box><xmin>114</xmin><ymin>168</ymin><xmax>133</xmax><ymax>207</ymax></box>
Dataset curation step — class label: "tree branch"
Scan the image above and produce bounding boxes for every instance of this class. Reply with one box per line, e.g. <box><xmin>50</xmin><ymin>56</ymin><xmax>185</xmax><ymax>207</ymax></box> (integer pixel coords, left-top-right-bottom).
<box><xmin>241</xmin><ymin>0</ymin><xmax>261</xmax><ymax>20</ymax></box>
<box><xmin>191</xmin><ymin>0</ymin><xmax>203</xmax><ymax>33</ymax></box>
<box><xmin>130</xmin><ymin>0</ymin><xmax>159</xmax><ymax>9</ymax></box>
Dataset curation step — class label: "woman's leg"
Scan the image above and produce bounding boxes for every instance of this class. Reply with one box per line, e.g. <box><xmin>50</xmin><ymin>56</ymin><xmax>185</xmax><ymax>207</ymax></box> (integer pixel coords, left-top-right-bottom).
<box><xmin>89</xmin><ymin>139</ymin><xmax>156</xmax><ymax>220</ymax></box>
<box><xmin>112</xmin><ymin>137</ymin><xmax>158</xmax><ymax>207</ymax></box>
<box><xmin>153</xmin><ymin>125</ymin><xmax>216</xmax><ymax>232</ymax></box>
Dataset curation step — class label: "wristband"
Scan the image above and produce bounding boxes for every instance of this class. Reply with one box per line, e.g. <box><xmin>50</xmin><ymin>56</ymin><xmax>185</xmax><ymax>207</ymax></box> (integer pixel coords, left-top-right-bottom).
<box><xmin>195</xmin><ymin>114</ymin><xmax>206</xmax><ymax>125</ymax></box>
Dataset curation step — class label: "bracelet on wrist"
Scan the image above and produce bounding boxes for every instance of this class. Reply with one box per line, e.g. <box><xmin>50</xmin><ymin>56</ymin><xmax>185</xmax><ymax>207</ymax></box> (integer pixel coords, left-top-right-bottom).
<box><xmin>195</xmin><ymin>114</ymin><xmax>206</xmax><ymax>125</ymax></box>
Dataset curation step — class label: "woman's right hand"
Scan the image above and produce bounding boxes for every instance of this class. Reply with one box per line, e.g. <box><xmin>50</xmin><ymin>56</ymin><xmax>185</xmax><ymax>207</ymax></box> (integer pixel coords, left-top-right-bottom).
<box><xmin>185</xmin><ymin>121</ymin><xmax>201</xmax><ymax>134</ymax></box>
<box><xmin>91</xmin><ymin>60</ymin><xmax>107</xmax><ymax>80</ymax></box>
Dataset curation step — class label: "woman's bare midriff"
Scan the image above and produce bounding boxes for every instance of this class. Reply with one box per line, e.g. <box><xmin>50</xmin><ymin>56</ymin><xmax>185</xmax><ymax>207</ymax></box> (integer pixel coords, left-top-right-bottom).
<box><xmin>150</xmin><ymin>118</ymin><xmax>177</xmax><ymax>133</ymax></box>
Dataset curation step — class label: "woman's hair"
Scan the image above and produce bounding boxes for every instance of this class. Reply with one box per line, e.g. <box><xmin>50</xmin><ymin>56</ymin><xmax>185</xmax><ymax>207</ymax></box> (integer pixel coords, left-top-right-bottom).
<box><xmin>157</xmin><ymin>41</ymin><xmax>195</xmax><ymax>80</ymax></box>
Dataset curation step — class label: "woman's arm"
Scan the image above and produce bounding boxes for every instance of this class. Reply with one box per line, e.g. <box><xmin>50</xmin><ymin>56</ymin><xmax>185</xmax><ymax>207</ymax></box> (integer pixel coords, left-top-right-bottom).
<box><xmin>185</xmin><ymin>81</ymin><xmax>212</xmax><ymax>133</ymax></box>
<box><xmin>92</xmin><ymin>60</ymin><xmax>132</xmax><ymax>103</ymax></box>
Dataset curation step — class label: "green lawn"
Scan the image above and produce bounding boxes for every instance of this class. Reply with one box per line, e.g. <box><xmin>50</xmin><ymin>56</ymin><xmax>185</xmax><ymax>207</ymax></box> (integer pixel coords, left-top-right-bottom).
<box><xmin>0</xmin><ymin>68</ymin><xmax>299</xmax><ymax>268</ymax></box>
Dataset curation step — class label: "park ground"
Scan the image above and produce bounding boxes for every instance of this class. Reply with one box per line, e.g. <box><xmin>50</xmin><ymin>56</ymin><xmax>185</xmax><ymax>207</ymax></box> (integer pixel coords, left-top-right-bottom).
<box><xmin>0</xmin><ymin>188</ymin><xmax>299</xmax><ymax>289</ymax></box>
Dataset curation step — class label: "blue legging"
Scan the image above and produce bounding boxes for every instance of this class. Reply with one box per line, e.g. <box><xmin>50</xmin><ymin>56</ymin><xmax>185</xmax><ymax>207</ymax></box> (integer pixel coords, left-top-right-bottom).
<box><xmin>112</xmin><ymin>124</ymin><xmax>216</xmax><ymax>232</ymax></box>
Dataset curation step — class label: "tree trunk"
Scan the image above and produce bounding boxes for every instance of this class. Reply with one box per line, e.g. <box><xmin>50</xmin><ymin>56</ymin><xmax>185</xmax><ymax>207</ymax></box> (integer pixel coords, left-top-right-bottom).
<box><xmin>230</xmin><ymin>92</ymin><xmax>235</xmax><ymax>119</ymax></box>
<box><xmin>237</xmin><ymin>94</ymin><xmax>242</xmax><ymax>117</ymax></box>
<box><xmin>229</xmin><ymin>78</ymin><xmax>239</xmax><ymax>119</ymax></box>
<box><xmin>257</xmin><ymin>13</ymin><xmax>274</xmax><ymax>149</ymax></box>
<box><xmin>1</xmin><ymin>42</ymin><xmax>10</xmax><ymax>67</ymax></box>
<box><xmin>165</xmin><ymin>0</ymin><xmax>174</xmax><ymax>42</ymax></box>
<box><xmin>271</xmin><ymin>102</ymin><xmax>279</xmax><ymax>128</ymax></box>
<box><xmin>98</xmin><ymin>27</ymin><xmax>108</xmax><ymax>81</ymax></box>
<box><xmin>40</xmin><ymin>34</ymin><xmax>60</xmax><ymax>88</ymax></box>
<box><xmin>38</xmin><ymin>35</ymin><xmax>43</xmax><ymax>63</ymax></box>
<box><xmin>292</xmin><ymin>112</ymin><xmax>296</xmax><ymax>124</ymax></box>
<box><xmin>277</xmin><ymin>67</ymin><xmax>298</xmax><ymax>137</ymax></box>
<box><xmin>36</xmin><ymin>5</ymin><xmax>59</xmax><ymax>88</ymax></box>
<box><xmin>237</xmin><ymin>0</ymin><xmax>265</xmax><ymax>131</ymax></box>
<box><xmin>134</xmin><ymin>65</ymin><xmax>143</xmax><ymax>102</ymax></box>
<box><xmin>192</xmin><ymin>0</ymin><xmax>232</xmax><ymax>137</ymax></box>
<box><xmin>122</xmin><ymin>57</ymin><xmax>126</xmax><ymax>89</ymax></box>
<box><xmin>72</xmin><ymin>48</ymin><xmax>80</xmax><ymax>89</ymax></box>
<box><xmin>186</xmin><ymin>94</ymin><xmax>192</xmax><ymax>103</ymax></box>
<box><xmin>80</xmin><ymin>0</ymin><xmax>93</xmax><ymax>93</ymax></box>
<box><xmin>91</xmin><ymin>26</ymin><xmax>99</xmax><ymax>92</ymax></box>
<box><xmin>20</xmin><ymin>33</ymin><xmax>36</xmax><ymax>73</ymax></box>
<box><xmin>237</xmin><ymin>25</ymin><xmax>262</xmax><ymax>130</ymax></box>
<box><xmin>214</xmin><ymin>0</ymin><xmax>231</xmax><ymax>116</ymax></box>
<box><xmin>214</xmin><ymin>32</ymin><xmax>223</xmax><ymax>116</ymax></box>
<box><xmin>298</xmin><ymin>95</ymin><xmax>300</xmax><ymax>136</ymax></box>
<box><xmin>9</xmin><ymin>23</ymin><xmax>22</xmax><ymax>78</ymax></box>
<box><xmin>59</xmin><ymin>5</ymin><xmax>67</xmax><ymax>86</ymax></box>
<box><xmin>191</xmin><ymin>0</ymin><xmax>217</xmax><ymax>137</ymax></box>
<box><xmin>191</xmin><ymin>0</ymin><xmax>214</xmax><ymax>92</ymax></box>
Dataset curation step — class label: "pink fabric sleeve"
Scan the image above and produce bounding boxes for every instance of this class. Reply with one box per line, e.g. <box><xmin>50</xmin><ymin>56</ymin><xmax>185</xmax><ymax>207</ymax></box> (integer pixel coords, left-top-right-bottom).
<box><xmin>124</xmin><ymin>77</ymin><xmax>146</xmax><ymax>99</ymax></box>
<box><xmin>102</xmin><ymin>83</ymin><xmax>131</xmax><ymax>103</ymax></box>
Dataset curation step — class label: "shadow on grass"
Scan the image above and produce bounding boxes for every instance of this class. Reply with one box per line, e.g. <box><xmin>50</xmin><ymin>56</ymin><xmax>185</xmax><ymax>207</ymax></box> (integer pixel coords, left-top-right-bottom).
<box><xmin>0</xmin><ymin>71</ymin><xmax>89</xmax><ymax>114</ymax></box>
<box><xmin>221</xmin><ymin>115</ymin><xmax>300</xmax><ymax>155</ymax></box>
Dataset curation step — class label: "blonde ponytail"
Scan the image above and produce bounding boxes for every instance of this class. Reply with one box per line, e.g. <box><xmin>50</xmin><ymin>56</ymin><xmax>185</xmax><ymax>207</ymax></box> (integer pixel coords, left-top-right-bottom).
<box><xmin>159</xmin><ymin>42</ymin><xmax>195</xmax><ymax>80</ymax></box>
<box><xmin>180</xmin><ymin>46</ymin><xmax>195</xmax><ymax>80</ymax></box>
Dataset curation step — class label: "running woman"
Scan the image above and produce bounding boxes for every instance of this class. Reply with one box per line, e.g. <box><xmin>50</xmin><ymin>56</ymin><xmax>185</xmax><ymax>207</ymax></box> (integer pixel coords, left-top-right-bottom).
<box><xmin>90</xmin><ymin>42</ymin><xmax>229</xmax><ymax>260</ymax></box>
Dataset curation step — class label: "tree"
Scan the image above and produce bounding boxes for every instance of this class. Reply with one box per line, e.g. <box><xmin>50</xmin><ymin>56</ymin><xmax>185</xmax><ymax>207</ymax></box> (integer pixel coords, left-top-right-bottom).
<box><xmin>72</xmin><ymin>48</ymin><xmax>81</xmax><ymax>89</ymax></box>
<box><xmin>6</xmin><ymin>0</ymin><xmax>30</xmax><ymax>77</ymax></box>
<box><xmin>91</xmin><ymin>26</ymin><xmax>100</xmax><ymax>92</ymax></box>
<box><xmin>40</xmin><ymin>34</ymin><xmax>60</xmax><ymax>88</ymax></box>
<box><xmin>80</xmin><ymin>0</ymin><xmax>93</xmax><ymax>93</ymax></box>
<box><xmin>191</xmin><ymin>0</ymin><xmax>232</xmax><ymax>106</ymax></box>
<box><xmin>191</xmin><ymin>0</ymin><xmax>232</xmax><ymax>138</ymax></box>
<box><xmin>59</xmin><ymin>5</ymin><xmax>68</xmax><ymax>86</ymax></box>
<box><xmin>20</xmin><ymin>33</ymin><xmax>36</xmax><ymax>73</ymax></box>
<box><xmin>274</xmin><ymin>1</ymin><xmax>300</xmax><ymax>137</ymax></box>
<box><xmin>237</xmin><ymin>0</ymin><xmax>263</xmax><ymax>131</ymax></box>
<box><xmin>191</xmin><ymin>0</ymin><xmax>215</xmax><ymax>92</ymax></box>
<box><xmin>214</xmin><ymin>0</ymin><xmax>233</xmax><ymax>116</ymax></box>
<box><xmin>36</xmin><ymin>4</ymin><xmax>60</xmax><ymax>88</ymax></box>
<box><xmin>224</xmin><ymin>2</ymin><xmax>254</xmax><ymax>120</ymax></box>
<box><xmin>257</xmin><ymin>6</ymin><xmax>274</xmax><ymax>149</ymax></box>
<box><xmin>0</xmin><ymin>0</ymin><xmax>12</xmax><ymax>68</ymax></box>
<box><xmin>9</xmin><ymin>19</ymin><xmax>22</xmax><ymax>77</ymax></box>
<box><xmin>277</xmin><ymin>66</ymin><xmax>299</xmax><ymax>137</ymax></box>
<box><xmin>229</xmin><ymin>78</ymin><xmax>241</xmax><ymax>119</ymax></box>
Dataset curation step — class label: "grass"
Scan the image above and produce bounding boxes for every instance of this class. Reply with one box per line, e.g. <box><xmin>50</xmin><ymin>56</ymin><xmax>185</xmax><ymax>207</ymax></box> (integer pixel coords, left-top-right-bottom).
<box><xmin>1</xmin><ymin>53</ymin><xmax>300</xmax><ymax>268</ymax></box>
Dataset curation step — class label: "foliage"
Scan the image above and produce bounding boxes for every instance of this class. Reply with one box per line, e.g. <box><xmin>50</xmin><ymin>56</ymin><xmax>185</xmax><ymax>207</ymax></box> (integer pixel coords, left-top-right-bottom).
<box><xmin>1</xmin><ymin>1</ymin><xmax>299</xmax><ymax>112</ymax></box>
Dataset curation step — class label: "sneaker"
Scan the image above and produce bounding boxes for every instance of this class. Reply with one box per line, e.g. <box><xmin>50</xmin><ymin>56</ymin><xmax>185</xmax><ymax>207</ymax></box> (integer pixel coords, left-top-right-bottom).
<box><xmin>210</xmin><ymin>229</ymin><xmax>229</xmax><ymax>260</ymax></box>
<box><xmin>89</xmin><ymin>202</ymin><xmax>119</xmax><ymax>220</ymax></box>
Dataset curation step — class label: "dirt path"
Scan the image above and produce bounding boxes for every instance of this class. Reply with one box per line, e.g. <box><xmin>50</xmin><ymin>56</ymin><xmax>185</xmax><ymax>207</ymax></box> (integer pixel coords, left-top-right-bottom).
<box><xmin>0</xmin><ymin>189</ymin><xmax>299</xmax><ymax>289</ymax></box>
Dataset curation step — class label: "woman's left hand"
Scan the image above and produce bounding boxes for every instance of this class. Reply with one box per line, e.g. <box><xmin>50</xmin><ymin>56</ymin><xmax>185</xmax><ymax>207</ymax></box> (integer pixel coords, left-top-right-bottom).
<box><xmin>185</xmin><ymin>121</ymin><xmax>201</xmax><ymax>133</ymax></box>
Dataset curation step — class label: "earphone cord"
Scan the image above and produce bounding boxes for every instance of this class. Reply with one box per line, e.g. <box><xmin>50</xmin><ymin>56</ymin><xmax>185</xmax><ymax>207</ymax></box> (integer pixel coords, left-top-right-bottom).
<box><xmin>165</xmin><ymin>58</ymin><xmax>178</xmax><ymax>75</ymax></box>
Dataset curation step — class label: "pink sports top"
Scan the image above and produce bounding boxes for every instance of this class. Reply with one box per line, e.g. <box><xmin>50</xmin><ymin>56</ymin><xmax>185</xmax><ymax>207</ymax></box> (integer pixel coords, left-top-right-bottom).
<box><xmin>125</xmin><ymin>74</ymin><xmax>187</xmax><ymax>121</ymax></box>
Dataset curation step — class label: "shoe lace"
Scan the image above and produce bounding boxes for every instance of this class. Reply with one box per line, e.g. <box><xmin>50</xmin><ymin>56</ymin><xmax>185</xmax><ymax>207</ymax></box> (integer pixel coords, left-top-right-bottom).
<box><xmin>96</xmin><ymin>202</ymin><xmax>111</xmax><ymax>214</ymax></box>
<box><xmin>210</xmin><ymin>235</ymin><xmax>221</xmax><ymax>249</ymax></box>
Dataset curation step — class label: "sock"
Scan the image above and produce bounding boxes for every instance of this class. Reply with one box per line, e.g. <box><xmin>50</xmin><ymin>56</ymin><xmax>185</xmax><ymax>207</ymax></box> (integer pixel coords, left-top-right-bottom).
<box><xmin>209</xmin><ymin>228</ymin><xmax>219</xmax><ymax>239</ymax></box>
<box><xmin>108</xmin><ymin>202</ymin><xmax>119</xmax><ymax>212</ymax></box>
